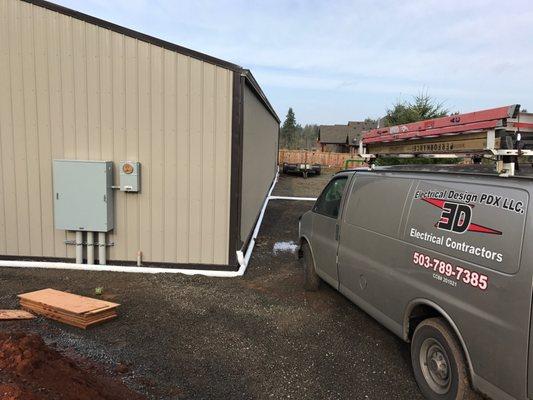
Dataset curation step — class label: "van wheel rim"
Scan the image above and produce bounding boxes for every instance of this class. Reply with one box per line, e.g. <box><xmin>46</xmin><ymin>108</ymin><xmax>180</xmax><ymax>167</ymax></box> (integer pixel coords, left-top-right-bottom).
<box><xmin>419</xmin><ymin>338</ymin><xmax>451</xmax><ymax>394</ymax></box>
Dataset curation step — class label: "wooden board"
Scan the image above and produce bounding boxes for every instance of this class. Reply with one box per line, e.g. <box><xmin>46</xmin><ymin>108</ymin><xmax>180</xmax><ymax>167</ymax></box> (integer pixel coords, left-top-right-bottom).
<box><xmin>18</xmin><ymin>289</ymin><xmax>119</xmax><ymax>329</ymax></box>
<box><xmin>21</xmin><ymin>305</ymin><xmax>117</xmax><ymax>329</ymax></box>
<box><xmin>20</xmin><ymin>301</ymin><xmax>117</xmax><ymax>323</ymax></box>
<box><xmin>0</xmin><ymin>309</ymin><xmax>35</xmax><ymax>320</ymax></box>
<box><xmin>18</xmin><ymin>288</ymin><xmax>120</xmax><ymax>316</ymax></box>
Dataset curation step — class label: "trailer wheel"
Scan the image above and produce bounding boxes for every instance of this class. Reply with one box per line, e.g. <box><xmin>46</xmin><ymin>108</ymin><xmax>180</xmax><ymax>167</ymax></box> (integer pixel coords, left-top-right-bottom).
<box><xmin>301</xmin><ymin>242</ymin><xmax>320</xmax><ymax>291</ymax></box>
<box><xmin>411</xmin><ymin>318</ymin><xmax>477</xmax><ymax>400</ymax></box>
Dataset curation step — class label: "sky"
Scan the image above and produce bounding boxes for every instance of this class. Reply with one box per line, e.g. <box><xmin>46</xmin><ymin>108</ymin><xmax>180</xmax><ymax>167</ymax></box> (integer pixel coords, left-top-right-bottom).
<box><xmin>55</xmin><ymin>0</ymin><xmax>533</xmax><ymax>125</ymax></box>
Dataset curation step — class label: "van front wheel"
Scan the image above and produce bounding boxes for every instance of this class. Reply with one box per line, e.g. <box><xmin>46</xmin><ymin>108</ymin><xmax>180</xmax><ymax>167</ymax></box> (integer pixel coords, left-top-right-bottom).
<box><xmin>301</xmin><ymin>242</ymin><xmax>320</xmax><ymax>291</ymax></box>
<box><xmin>411</xmin><ymin>318</ymin><xmax>477</xmax><ymax>400</ymax></box>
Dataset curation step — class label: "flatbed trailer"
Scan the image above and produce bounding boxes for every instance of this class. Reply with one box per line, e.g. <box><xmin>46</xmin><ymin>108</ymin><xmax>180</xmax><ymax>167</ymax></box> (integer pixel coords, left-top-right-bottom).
<box><xmin>282</xmin><ymin>162</ymin><xmax>321</xmax><ymax>178</ymax></box>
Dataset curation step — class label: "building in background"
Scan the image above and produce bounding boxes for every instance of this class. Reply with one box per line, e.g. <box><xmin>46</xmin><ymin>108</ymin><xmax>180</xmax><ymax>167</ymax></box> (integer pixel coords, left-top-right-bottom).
<box><xmin>348</xmin><ymin>121</ymin><xmax>378</xmax><ymax>147</ymax></box>
<box><xmin>0</xmin><ymin>0</ymin><xmax>280</xmax><ymax>268</ymax></box>
<box><xmin>318</xmin><ymin>120</ymin><xmax>377</xmax><ymax>153</ymax></box>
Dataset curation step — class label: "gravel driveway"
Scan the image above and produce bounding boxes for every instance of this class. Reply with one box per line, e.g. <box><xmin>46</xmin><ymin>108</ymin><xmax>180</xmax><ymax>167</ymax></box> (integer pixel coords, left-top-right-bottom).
<box><xmin>0</xmin><ymin>172</ymin><xmax>423</xmax><ymax>400</ymax></box>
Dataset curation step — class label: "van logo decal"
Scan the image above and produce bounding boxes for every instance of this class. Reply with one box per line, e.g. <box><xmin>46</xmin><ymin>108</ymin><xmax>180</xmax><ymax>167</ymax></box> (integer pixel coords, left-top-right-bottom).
<box><xmin>422</xmin><ymin>198</ymin><xmax>502</xmax><ymax>235</ymax></box>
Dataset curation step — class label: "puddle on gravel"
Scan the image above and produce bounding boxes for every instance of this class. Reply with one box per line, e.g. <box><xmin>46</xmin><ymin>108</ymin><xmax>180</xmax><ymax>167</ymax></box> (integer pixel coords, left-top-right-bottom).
<box><xmin>273</xmin><ymin>241</ymin><xmax>298</xmax><ymax>255</ymax></box>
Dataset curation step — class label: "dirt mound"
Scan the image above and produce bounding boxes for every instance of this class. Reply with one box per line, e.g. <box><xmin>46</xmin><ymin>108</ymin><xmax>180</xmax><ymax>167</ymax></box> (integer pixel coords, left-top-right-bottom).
<box><xmin>0</xmin><ymin>332</ymin><xmax>144</xmax><ymax>400</ymax></box>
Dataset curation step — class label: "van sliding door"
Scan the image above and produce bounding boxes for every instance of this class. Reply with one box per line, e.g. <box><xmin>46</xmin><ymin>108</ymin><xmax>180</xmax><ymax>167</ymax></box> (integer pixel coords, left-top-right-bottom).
<box><xmin>337</xmin><ymin>175</ymin><xmax>414</xmax><ymax>336</ymax></box>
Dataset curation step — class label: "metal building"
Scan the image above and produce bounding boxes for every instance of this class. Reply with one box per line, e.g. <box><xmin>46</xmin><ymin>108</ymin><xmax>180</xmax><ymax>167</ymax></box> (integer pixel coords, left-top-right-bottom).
<box><xmin>0</xmin><ymin>0</ymin><xmax>280</xmax><ymax>268</ymax></box>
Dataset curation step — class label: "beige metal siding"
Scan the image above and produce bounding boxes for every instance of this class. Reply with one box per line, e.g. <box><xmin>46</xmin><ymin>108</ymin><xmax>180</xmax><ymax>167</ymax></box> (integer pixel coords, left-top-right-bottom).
<box><xmin>0</xmin><ymin>0</ymin><xmax>233</xmax><ymax>265</ymax></box>
<box><xmin>241</xmin><ymin>84</ymin><xmax>279</xmax><ymax>242</ymax></box>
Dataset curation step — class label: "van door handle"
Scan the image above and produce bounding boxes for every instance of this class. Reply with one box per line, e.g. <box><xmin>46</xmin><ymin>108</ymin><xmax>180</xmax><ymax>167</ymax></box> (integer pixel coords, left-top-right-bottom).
<box><xmin>335</xmin><ymin>224</ymin><xmax>340</xmax><ymax>241</ymax></box>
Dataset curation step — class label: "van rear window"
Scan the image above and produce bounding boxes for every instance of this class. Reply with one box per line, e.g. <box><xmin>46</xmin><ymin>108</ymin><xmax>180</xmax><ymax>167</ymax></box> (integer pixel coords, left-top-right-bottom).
<box><xmin>344</xmin><ymin>175</ymin><xmax>413</xmax><ymax>237</ymax></box>
<box><xmin>404</xmin><ymin>180</ymin><xmax>528</xmax><ymax>274</ymax></box>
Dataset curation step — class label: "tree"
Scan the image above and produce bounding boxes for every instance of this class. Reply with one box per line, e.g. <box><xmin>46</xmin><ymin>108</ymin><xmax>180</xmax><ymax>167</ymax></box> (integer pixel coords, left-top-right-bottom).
<box><xmin>282</xmin><ymin>108</ymin><xmax>297</xmax><ymax>132</ymax></box>
<box><xmin>280</xmin><ymin>108</ymin><xmax>303</xmax><ymax>149</ymax></box>
<box><xmin>363</xmin><ymin>117</ymin><xmax>379</xmax><ymax>125</ymax></box>
<box><xmin>280</xmin><ymin>107</ymin><xmax>297</xmax><ymax>148</ymax></box>
<box><xmin>300</xmin><ymin>124</ymin><xmax>319</xmax><ymax>150</ymax></box>
<box><xmin>383</xmin><ymin>91</ymin><xmax>448</xmax><ymax>127</ymax></box>
<box><xmin>279</xmin><ymin>109</ymin><xmax>318</xmax><ymax>149</ymax></box>
<box><xmin>377</xmin><ymin>92</ymin><xmax>456</xmax><ymax>165</ymax></box>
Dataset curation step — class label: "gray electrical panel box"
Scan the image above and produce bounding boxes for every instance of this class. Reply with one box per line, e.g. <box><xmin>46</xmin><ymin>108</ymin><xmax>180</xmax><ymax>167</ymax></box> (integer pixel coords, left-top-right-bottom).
<box><xmin>53</xmin><ymin>160</ymin><xmax>114</xmax><ymax>232</ymax></box>
<box><xmin>119</xmin><ymin>161</ymin><xmax>141</xmax><ymax>192</ymax></box>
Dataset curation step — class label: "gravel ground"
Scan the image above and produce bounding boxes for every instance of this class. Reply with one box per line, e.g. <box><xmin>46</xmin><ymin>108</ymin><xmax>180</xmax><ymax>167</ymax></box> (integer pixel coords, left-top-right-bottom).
<box><xmin>272</xmin><ymin>169</ymin><xmax>337</xmax><ymax>198</ymax></box>
<box><xmin>0</xmin><ymin>171</ymin><xmax>423</xmax><ymax>400</ymax></box>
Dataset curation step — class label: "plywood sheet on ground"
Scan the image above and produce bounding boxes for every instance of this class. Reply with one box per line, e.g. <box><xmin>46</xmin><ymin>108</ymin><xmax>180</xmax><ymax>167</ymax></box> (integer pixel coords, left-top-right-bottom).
<box><xmin>18</xmin><ymin>288</ymin><xmax>119</xmax><ymax>329</ymax></box>
<box><xmin>20</xmin><ymin>305</ymin><xmax>117</xmax><ymax>329</ymax></box>
<box><xmin>19</xmin><ymin>301</ymin><xmax>116</xmax><ymax>323</ymax></box>
<box><xmin>18</xmin><ymin>288</ymin><xmax>119</xmax><ymax>315</ymax></box>
<box><xmin>0</xmin><ymin>310</ymin><xmax>35</xmax><ymax>320</ymax></box>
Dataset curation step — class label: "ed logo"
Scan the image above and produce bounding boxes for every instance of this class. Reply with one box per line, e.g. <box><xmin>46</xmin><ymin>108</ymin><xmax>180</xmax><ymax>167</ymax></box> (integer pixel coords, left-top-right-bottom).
<box><xmin>422</xmin><ymin>197</ymin><xmax>502</xmax><ymax>235</ymax></box>
<box><xmin>437</xmin><ymin>202</ymin><xmax>472</xmax><ymax>233</ymax></box>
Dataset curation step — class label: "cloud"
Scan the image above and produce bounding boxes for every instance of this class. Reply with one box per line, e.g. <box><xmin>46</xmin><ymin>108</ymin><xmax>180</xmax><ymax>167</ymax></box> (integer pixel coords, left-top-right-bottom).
<box><xmin>54</xmin><ymin>0</ymin><xmax>533</xmax><ymax>123</ymax></box>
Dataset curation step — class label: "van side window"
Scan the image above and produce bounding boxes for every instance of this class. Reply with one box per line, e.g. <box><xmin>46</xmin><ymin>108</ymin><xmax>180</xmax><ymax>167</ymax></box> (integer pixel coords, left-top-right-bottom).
<box><xmin>344</xmin><ymin>175</ymin><xmax>413</xmax><ymax>237</ymax></box>
<box><xmin>313</xmin><ymin>177</ymin><xmax>348</xmax><ymax>218</ymax></box>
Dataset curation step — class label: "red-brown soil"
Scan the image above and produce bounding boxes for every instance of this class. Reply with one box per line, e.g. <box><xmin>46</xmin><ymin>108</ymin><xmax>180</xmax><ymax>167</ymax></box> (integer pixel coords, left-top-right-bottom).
<box><xmin>0</xmin><ymin>332</ymin><xmax>144</xmax><ymax>400</ymax></box>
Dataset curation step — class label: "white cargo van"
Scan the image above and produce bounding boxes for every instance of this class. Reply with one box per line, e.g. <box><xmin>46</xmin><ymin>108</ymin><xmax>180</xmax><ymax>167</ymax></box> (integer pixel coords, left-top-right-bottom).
<box><xmin>299</xmin><ymin>166</ymin><xmax>532</xmax><ymax>400</ymax></box>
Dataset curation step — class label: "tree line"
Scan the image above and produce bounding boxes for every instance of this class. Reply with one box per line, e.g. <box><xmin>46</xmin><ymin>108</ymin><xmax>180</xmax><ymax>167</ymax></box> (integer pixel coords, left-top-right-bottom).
<box><xmin>279</xmin><ymin>108</ymin><xmax>319</xmax><ymax>150</ymax></box>
<box><xmin>279</xmin><ymin>91</ymin><xmax>462</xmax><ymax>164</ymax></box>
<box><xmin>280</xmin><ymin>92</ymin><xmax>452</xmax><ymax>151</ymax></box>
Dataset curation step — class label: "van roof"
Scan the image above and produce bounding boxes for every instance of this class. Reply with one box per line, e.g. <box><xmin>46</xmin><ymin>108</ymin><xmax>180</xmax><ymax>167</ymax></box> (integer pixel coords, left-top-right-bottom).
<box><xmin>338</xmin><ymin>163</ymin><xmax>533</xmax><ymax>181</ymax></box>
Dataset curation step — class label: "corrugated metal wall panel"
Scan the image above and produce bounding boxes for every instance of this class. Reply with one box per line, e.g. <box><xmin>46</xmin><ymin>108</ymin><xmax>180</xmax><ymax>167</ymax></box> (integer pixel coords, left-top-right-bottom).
<box><xmin>138</xmin><ymin>41</ymin><xmax>152</xmax><ymax>262</ymax></box>
<box><xmin>176</xmin><ymin>54</ymin><xmax>190</xmax><ymax>262</ymax></box>
<box><xmin>188</xmin><ymin>58</ymin><xmax>203</xmax><ymax>263</ymax></box>
<box><xmin>0</xmin><ymin>0</ymin><xmax>15</xmax><ymax>255</ymax></box>
<box><xmin>240</xmin><ymin>85</ymin><xmax>279</xmax><ymax>242</ymax></box>
<box><xmin>213</xmin><ymin>67</ymin><xmax>233</xmax><ymax>262</ymax></box>
<box><xmin>0</xmin><ymin>0</ymin><xmax>233</xmax><ymax>265</ymax></box>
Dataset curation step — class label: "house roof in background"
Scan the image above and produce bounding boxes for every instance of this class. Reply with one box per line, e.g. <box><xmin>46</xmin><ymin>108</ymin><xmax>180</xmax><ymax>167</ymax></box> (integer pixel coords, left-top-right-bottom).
<box><xmin>319</xmin><ymin>121</ymin><xmax>378</xmax><ymax>144</ymax></box>
<box><xmin>318</xmin><ymin>125</ymin><xmax>351</xmax><ymax>144</ymax></box>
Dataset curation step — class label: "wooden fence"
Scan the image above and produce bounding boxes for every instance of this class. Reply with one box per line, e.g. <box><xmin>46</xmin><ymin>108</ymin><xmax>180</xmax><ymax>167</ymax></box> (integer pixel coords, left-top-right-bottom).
<box><xmin>278</xmin><ymin>149</ymin><xmax>365</xmax><ymax>168</ymax></box>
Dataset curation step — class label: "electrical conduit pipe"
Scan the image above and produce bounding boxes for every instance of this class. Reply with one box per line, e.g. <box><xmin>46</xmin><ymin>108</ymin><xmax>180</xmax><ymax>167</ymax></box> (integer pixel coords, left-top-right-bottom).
<box><xmin>87</xmin><ymin>232</ymin><xmax>94</xmax><ymax>265</ymax></box>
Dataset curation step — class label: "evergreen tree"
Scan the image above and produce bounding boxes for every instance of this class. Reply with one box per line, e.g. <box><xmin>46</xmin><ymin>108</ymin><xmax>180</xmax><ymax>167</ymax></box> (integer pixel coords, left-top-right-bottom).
<box><xmin>378</xmin><ymin>92</ymin><xmax>457</xmax><ymax>166</ymax></box>
<box><xmin>280</xmin><ymin>108</ymin><xmax>302</xmax><ymax>149</ymax></box>
<box><xmin>383</xmin><ymin>91</ymin><xmax>448</xmax><ymax>127</ymax></box>
<box><xmin>282</xmin><ymin>107</ymin><xmax>297</xmax><ymax>131</ymax></box>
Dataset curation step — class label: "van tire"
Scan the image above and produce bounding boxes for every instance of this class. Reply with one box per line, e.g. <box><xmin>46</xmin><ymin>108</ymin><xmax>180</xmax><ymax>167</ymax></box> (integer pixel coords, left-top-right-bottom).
<box><xmin>411</xmin><ymin>318</ymin><xmax>477</xmax><ymax>400</ymax></box>
<box><xmin>302</xmin><ymin>242</ymin><xmax>320</xmax><ymax>291</ymax></box>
